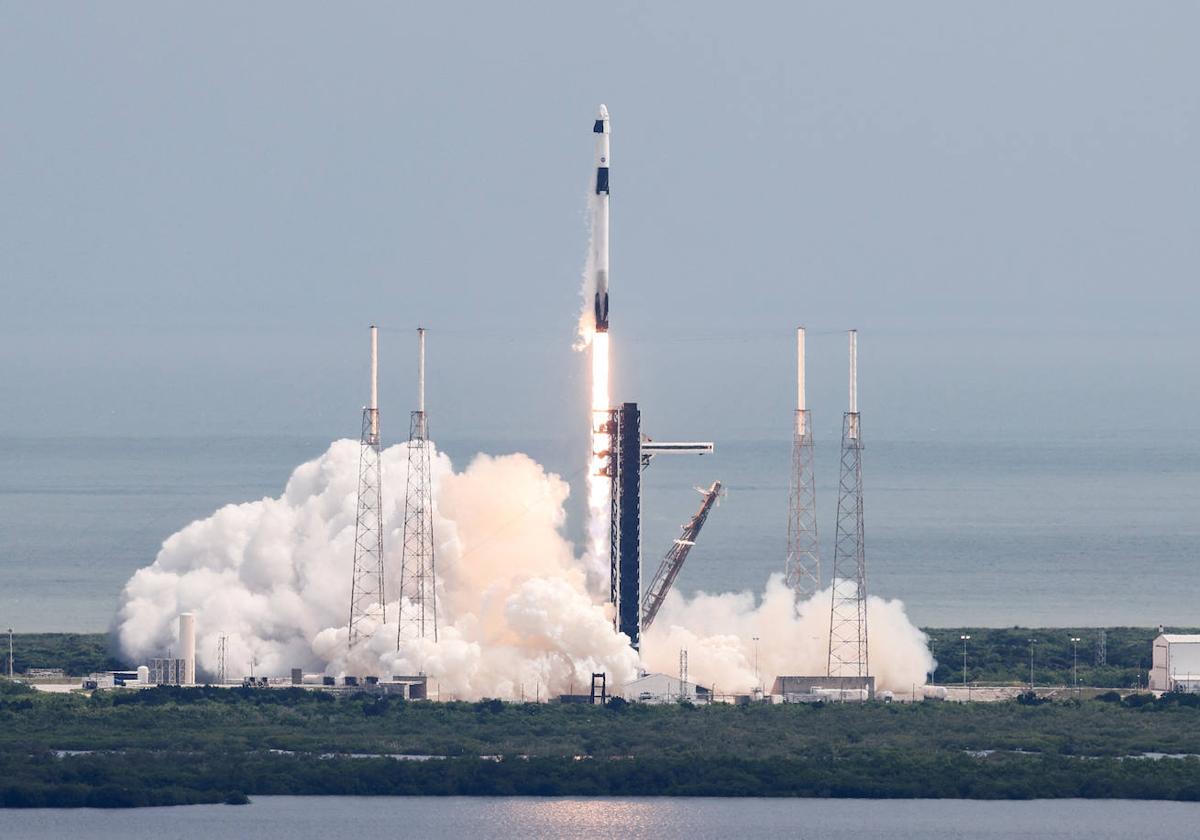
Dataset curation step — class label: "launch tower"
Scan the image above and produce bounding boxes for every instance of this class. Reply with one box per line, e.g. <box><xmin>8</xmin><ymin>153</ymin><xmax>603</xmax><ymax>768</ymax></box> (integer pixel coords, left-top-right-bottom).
<box><xmin>827</xmin><ymin>330</ymin><xmax>869</xmax><ymax>686</ymax></box>
<box><xmin>349</xmin><ymin>326</ymin><xmax>386</xmax><ymax>648</ymax></box>
<box><xmin>606</xmin><ymin>403</ymin><xmax>712</xmax><ymax>650</ymax></box>
<box><xmin>398</xmin><ymin>327</ymin><xmax>438</xmax><ymax>645</ymax></box>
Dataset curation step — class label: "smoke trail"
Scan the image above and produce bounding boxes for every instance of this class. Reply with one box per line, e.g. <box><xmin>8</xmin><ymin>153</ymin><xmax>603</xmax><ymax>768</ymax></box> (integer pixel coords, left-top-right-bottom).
<box><xmin>573</xmin><ymin>181</ymin><xmax>611</xmax><ymax>593</ymax></box>
<box><xmin>114</xmin><ymin>440</ymin><xmax>639</xmax><ymax>699</ymax></box>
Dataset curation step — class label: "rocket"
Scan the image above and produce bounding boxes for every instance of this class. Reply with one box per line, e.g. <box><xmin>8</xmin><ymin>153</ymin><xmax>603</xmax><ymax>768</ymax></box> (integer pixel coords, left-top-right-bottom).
<box><xmin>593</xmin><ymin>104</ymin><xmax>610</xmax><ymax>332</ymax></box>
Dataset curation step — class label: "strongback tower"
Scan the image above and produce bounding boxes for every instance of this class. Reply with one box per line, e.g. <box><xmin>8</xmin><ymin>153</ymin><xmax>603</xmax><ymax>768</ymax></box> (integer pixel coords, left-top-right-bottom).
<box><xmin>827</xmin><ymin>330</ymin><xmax>869</xmax><ymax>683</ymax></box>
<box><xmin>615</xmin><ymin>402</ymin><xmax>642</xmax><ymax>649</ymax></box>
<box><xmin>785</xmin><ymin>327</ymin><xmax>820</xmax><ymax>600</ymax></box>
<box><xmin>349</xmin><ymin>326</ymin><xmax>386</xmax><ymax>649</ymax></box>
<box><xmin>398</xmin><ymin>328</ymin><xmax>438</xmax><ymax>645</ymax></box>
<box><xmin>607</xmin><ymin>402</ymin><xmax>712</xmax><ymax>651</ymax></box>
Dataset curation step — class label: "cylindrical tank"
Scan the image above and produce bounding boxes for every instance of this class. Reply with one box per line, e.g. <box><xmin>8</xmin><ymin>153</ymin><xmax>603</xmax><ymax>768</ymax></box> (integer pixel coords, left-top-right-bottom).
<box><xmin>179</xmin><ymin>613</ymin><xmax>196</xmax><ymax>685</ymax></box>
<box><xmin>137</xmin><ymin>665</ymin><xmax>150</xmax><ymax>684</ymax></box>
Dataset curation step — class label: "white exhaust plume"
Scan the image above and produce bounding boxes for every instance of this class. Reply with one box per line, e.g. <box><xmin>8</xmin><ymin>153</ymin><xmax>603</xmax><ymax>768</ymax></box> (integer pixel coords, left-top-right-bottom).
<box><xmin>640</xmin><ymin>575</ymin><xmax>934</xmax><ymax>695</ymax></box>
<box><xmin>114</xmin><ymin>440</ymin><xmax>933</xmax><ymax>698</ymax></box>
<box><xmin>114</xmin><ymin>440</ymin><xmax>639</xmax><ymax>699</ymax></box>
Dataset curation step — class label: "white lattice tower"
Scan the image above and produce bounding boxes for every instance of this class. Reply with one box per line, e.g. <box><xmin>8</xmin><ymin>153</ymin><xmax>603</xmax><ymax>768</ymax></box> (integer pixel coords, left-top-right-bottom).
<box><xmin>828</xmin><ymin>330</ymin><xmax>868</xmax><ymax>679</ymax></box>
<box><xmin>785</xmin><ymin>327</ymin><xmax>820</xmax><ymax>599</ymax></box>
<box><xmin>349</xmin><ymin>326</ymin><xmax>386</xmax><ymax>649</ymax></box>
<box><xmin>398</xmin><ymin>328</ymin><xmax>438</xmax><ymax>645</ymax></box>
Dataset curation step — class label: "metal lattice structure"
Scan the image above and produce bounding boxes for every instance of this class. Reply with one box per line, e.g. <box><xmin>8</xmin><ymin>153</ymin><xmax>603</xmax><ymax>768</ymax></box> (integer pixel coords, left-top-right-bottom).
<box><xmin>679</xmin><ymin>648</ymin><xmax>688</xmax><ymax>701</ymax></box>
<box><xmin>641</xmin><ymin>481</ymin><xmax>722</xmax><ymax>631</ymax></box>
<box><xmin>1096</xmin><ymin>629</ymin><xmax>1107</xmax><ymax>666</ymax></box>
<box><xmin>785</xmin><ymin>408</ymin><xmax>820</xmax><ymax>599</ymax></box>
<box><xmin>786</xmin><ymin>328</ymin><xmax>820</xmax><ymax>600</ymax></box>
<box><xmin>349</xmin><ymin>326</ymin><xmax>386</xmax><ymax>649</ymax></box>
<box><xmin>398</xmin><ymin>328</ymin><xmax>438</xmax><ymax>645</ymax></box>
<box><xmin>216</xmin><ymin>634</ymin><xmax>228</xmax><ymax>685</ymax></box>
<box><xmin>828</xmin><ymin>331</ymin><xmax>868</xmax><ymax>681</ymax></box>
<box><xmin>606</xmin><ymin>403</ymin><xmax>713</xmax><ymax>651</ymax></box>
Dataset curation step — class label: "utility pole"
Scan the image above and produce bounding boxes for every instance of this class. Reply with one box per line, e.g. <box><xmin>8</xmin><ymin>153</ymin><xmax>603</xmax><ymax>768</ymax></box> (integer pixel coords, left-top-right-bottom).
<box><xmin>1070</xmin><ymin>637</ymin><xmax>1081</xmax><ymax>697</ymax></box>
<box><xmin>1028</xmin><ymin>638</ymin><xmax>1037</xmax><ymax>692</ymax></box>
<box><xmin>7</xmin><ymin>628</ymin><xmax>12</xmax><ymax>679</ymax></box>
<box><xmin>961</xmin><ymin>634</ymin><xmax>971</xmax><ymax>701</ymax></box>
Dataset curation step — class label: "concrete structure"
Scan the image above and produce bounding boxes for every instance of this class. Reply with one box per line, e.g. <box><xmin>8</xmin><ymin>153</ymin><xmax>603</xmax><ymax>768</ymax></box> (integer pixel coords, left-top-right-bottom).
<box><xmin>179</xmin><ymin>613</ymin><xmax>196</xmax><ymax>685</ymax></box>
<box><xmin>772</xmin><ymin>674</ymin><xmax>876</xmax><ymax>702</ymax></box>
<box><xmin>623</xmin><ymin>672</ymin><xmax>712</xmax><ymax>704</ymax></box>
<box><xmin>1150</xmin><ymin>634</ymin><xmax>1200</xmax><ymax>692</ymax></box>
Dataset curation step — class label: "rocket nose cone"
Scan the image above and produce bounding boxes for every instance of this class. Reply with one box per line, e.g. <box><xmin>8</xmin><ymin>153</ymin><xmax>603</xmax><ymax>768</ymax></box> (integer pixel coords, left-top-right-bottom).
<box><xmin>597</xmin><ymin>104</ymin><xmax>609</xmax><ymax>120</ymax></box>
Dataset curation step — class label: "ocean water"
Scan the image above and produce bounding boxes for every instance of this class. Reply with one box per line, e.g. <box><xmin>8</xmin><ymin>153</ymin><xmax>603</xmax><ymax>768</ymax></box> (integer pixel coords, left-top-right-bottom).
<box><xmin>1</xmin><ymin>796</ymin><xmax>1199</xmax><ymax>839</ymax></box>
<box><xmin>1</xmin><ymin>434</ymin><xmax>1198</xmax><ymax>632</ymax></box>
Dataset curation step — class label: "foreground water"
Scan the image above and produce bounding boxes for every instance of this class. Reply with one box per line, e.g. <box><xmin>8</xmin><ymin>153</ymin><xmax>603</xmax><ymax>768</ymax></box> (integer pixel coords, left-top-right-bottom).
<box><xmin>2</xmin><ymin>434</ymin><xmax>1198</xmax><ymax>631</ymax></box>
<box><xmin>2</xmin><ymin>796</ymin><xmax>1199</xmax><ymax>839</ymax></box>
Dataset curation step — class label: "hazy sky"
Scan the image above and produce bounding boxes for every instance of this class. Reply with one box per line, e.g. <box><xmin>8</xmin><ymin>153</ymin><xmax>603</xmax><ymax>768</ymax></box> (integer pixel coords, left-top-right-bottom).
<box><xmin>2</xmin><ymin>2</ymin><xmax>1197</xmax><ymax>443</ymax></box>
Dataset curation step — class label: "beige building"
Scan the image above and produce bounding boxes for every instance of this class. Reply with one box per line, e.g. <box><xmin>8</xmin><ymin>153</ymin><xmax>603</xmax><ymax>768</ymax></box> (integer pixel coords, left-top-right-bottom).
<box><xmin>1149</xmin><ymin>634</ymin><xmax>1200</xmax><ymax>692</ymax></box>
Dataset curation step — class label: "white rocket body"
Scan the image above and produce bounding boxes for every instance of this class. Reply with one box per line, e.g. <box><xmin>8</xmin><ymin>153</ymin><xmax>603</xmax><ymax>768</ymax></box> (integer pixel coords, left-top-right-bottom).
<box><xmin>592</xmin><ymin>104</ymin><xmax>610</xmax><ymax>332</ymax></box>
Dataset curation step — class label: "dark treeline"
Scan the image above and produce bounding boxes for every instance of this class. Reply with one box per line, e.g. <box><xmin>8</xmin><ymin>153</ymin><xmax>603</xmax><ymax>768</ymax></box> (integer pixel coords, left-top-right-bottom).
<box><xmin>5</xmin><ymin>748</ymin><xmax>1200</xmax><ymax>807</ymax></box>
<box><xmin>6</xmin><ymin>678</ymin><xmax>1200</xmax><ymax>806</ymax></box>
<box><xmin>928</xmin><ymin>626</ymin><xmax>1196</xmax><ymax>687</ymax></box>
<box><xmin>6</xmin><ymin>633</ymin><xmax>125</xmax><ymax>676</ymax></box>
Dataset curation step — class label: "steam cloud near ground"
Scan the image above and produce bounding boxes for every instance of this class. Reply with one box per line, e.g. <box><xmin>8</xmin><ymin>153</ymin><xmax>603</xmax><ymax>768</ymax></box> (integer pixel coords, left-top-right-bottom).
<box><xmin>115</xmin><ymin>440</ymin><xmax>933</xmax><ymax>699</ymax></box>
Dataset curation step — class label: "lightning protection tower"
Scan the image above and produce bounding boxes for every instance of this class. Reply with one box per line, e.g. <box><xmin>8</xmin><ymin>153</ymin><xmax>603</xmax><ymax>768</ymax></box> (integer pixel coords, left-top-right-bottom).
<box><xmin>785</xmin><ymin>327</ymin><xmax>820</xmax><ymax>600</ymax></box>
<box><xmin>349</xmin><ymin>326</ymin><xmax>386</xmax><ymax>649</ymax></box>
<box><xmin>216</xmin><ymin>634</ymin><xmax>229</xmax><ymax>685</ymax></box>
<box><xmin>827</xmin><ymin>330</ymin><xmax>868</xmax><ymax>682</ymax></box>
<box><xmin>398</xmin><ymin>327</ymin><xmax>438</xmax><ymax>645</ymax></box>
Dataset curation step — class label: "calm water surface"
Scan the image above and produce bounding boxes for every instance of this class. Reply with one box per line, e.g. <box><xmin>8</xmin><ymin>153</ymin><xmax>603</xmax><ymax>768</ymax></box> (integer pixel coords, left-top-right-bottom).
<box><xmin>2</xmin><ymin>797</ymin><xmax>1199</xmax><ymax>839</ymax></box>
<box><xmin>2</xmin><ymin>434</ymin><xmax>1198</xmax><ymax>630</ymax></box>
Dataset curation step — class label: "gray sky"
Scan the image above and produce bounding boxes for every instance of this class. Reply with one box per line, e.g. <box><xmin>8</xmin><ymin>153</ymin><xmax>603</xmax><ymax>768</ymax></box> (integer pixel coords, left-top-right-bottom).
<box><xmin>2</xmin><ymin>2</ymin><xmax>1197</xmax><ymax>443</ymax></box>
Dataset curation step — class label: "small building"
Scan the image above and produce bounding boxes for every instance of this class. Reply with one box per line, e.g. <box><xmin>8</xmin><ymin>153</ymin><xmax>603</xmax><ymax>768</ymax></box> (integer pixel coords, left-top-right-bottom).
<box><xmin>149</xmin><ymin>658</ymin><xmax>187</xmax><ymax>686</ymax></box>
<box><xmin>25</xmin><ymin>668</ymin><xmax>66</xmax><ymax>679</ymax></box>
<box><xmin>1149</xmin><ymin>634</ymin><xmax>1200</xmax><ymax>692</ymax></box>
<box><xmin>622</xmin><ymin>672</ymin><xmax>712</xmax><ymax>704</ymax></box>
<box><xmin>389</xmin><ymin>675</ymin><xmax>428</xmax><ymax>699</ymax></box>
<box><xmin>771</xmin><ymin>675</ymin><xmax>875</xmax><ymax>702</ymax></box>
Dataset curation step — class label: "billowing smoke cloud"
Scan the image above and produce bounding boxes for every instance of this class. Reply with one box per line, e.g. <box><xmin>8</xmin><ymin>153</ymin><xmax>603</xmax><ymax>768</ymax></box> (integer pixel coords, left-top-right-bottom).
<box><xmin>114</xmin><ymin>441</ymin><xmax>932</xmax><ymax>699</ymax></box>
<box><xmin>641</xmin><ymin>575</ymin><xmax>934</xmax><ymax>696</ymax></box>
<box><xmin>114</xmin><ymin>440</ymin><xmax>639</xmax><ymax>699</ymax></box>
